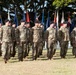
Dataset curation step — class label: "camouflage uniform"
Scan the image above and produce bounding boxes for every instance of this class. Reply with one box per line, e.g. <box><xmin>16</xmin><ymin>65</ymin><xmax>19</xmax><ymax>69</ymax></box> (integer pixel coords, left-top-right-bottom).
<box><xmin>16</xmin><ymin>25</ymin><xmax>29</xmax><ymax>61</ymax></box>
<box><xmin>38</xmin><ymin>25</ymin><xmax>44</xmax><ymax>56</ymax></box>
<box><xmin>10</xmin><ymin>27</ymin><xmax>16</xmax><ymax>57</ymax></box>
<box><xmin>70</xmin><ymin>27</ymin><xmax>76</xmax><ymax>57</ymax></box>
<box><xmin>45</xmin><ymin>27</ymin><xmax>57</xmax><ymax>59</ymax></box>
<box><xmin>58</xmin><ymin>26</ymin><xmax>69</xmax><ymax>58</ymax></box>
<box><xmin>0</xmin><ymin>25</ymin><xmax>14</xmax><ymax>61</ymax></box>
<box><xmin>26</xmin><ymin>28</ymin><xmax>32</xmax><ymax>56</ymax></box>
<box><xmin>32</xmin><ymin>26</ymin><xmax>43</xmax><ymax>60</ymax></box>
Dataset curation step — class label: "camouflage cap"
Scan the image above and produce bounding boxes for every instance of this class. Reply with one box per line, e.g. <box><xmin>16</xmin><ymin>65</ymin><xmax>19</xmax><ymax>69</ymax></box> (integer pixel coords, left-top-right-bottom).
<box><xmin>63</xmin><ymin>21</ymin><xmax>68</xmax><ymax>24</ymax></box>
<box><xmin>50</xmin><ymin>21</ymin><xmax>54</xmax><ymax>25</ymax></box>
<box><xmin>5</xmin><ymin>19</ymin><xmax>11</xmax><ymax>23</ymax></box>
<box><xmin>35</xmin><ymin>20</ymin><xmax>40</xmax><ymax>23</ymax></box>
<box><xmin>20</xmin><ymin>19</ymin><xmax>25</xmax><ymax>22</ymax></box>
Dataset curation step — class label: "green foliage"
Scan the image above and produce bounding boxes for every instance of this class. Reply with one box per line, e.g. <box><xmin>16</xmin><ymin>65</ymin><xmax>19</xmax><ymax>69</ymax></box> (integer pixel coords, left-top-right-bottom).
<box><xmin>53</xmin><ymin>0</ymin><xmax>75</xmax><ymax>8</ymax></box>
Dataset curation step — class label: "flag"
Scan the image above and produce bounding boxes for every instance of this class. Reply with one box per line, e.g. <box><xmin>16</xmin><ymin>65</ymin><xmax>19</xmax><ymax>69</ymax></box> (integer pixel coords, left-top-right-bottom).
<box><xmin>23</xmin><ymin>11</ymin><xmax>26</xmax><ymax>21</ymax></box>
<box><xmin>0</xmin><ymin>12</ymin><xmax>2</xmax><ymax>24</ymax></box>
<box><xmin>46</xmin><ymin>11</ymin><xmax>50</xmax><ymax>29</ymax></box>
<box><xmin>26</xmin><ymin>11</ymin><xmax>30</xmax><ymax>22</ymax></box>
<box><xmin>54</xmin><ymin>11</ymin><xmax>57</xmax><ymax>23</ymax></box>
<box><xmin>8</xmin><ymin>9</ymin><xmax>11</xmax><ymax>20</ymax></box>
<box><xmin>14</xmin><ymin>9</ymin><xmax>18</xmax><ymax>27</ymax></box>
<box><xmin>61</xmin><ymin>11</ymin><xmax>65</xmax><ymax>26</ymax></box>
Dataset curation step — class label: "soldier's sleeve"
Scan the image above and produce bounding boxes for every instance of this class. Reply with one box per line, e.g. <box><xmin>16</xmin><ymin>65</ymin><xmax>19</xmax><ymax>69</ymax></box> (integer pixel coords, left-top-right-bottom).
<box><xmin>15</xmin><ymin>27</ymin><xmax>20</xmax><ymax>42</ymax></box>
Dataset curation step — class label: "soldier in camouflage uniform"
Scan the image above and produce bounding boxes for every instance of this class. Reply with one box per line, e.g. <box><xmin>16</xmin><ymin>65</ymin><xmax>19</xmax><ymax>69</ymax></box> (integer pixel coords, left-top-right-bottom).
<box><xmin>58</xmin><ymin>22</ymin><xmax>69</xmax><ymax>58</ymax></box>
<box><xmin>32</xmin><ymin>20</ymin><xmax>43</xmax><ymax>60</ymax></box>
<box><xmin>70</xmin><ymin>25</ymin><xmax>76</xmax><ymax>57</ymax></box>
<box><xmin>0</xmin><ymin>20</ymin><xmax>15</xmax><ymax>63</ymax></box>
<box><xmin>45</xmin><ymin>22</ymin><xmax>57</xmax><ymax>59</ymax></box>
<box><xmin>11</xmin><ymin>23</ymin><xmax>16</xmax><ymax>57</ymax></box>
<box><xmin>16</xmin><ymin>20</ymin><xmax>29</xmax><ymax>61</ymax></box>
<box><xmin>25</xmin><ymin>22</ymin><xmax>32</xmax><ymax>56</ymax></box>
<box><xmin>0</xmin><ymin>23</ymin><xmax>2</xmax><ymax>56</ymax></box>
<box><xmin>38</xmin><ymin>23</ymin><xmax>44</xmax><ymax>56</ymax></box>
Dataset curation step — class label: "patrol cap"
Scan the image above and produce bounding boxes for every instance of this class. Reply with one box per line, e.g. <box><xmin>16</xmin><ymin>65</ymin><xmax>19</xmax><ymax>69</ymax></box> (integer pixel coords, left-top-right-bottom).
<box><xmin>5</xmin><ymin>19</ymin><xmax>10</xmax><ymax>23</ymax></box>
<box><xmin>35</xmin><ymin>20</ymin><xmax>40</xmax><ymax>23</ymax></box>
<box><xmin>63</xmin><ymin>21</ymin><xmax>68</xmax><ymax>24</ymax></box>
<box><xmin>20</xmin><ymin>19</ymin><xmax>25</xmax><ymax>22</ymax></box>
<box><xmin>50</xmin><ymin>21</ymin><xmax>54</xmax><ymax>25</ymax></box>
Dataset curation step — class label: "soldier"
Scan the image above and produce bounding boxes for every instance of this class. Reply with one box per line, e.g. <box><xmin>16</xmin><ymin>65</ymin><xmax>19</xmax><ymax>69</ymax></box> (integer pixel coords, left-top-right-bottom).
<box><xmin>58</xmin><ymin>22</ymin><xmax>69</xmax><ymax>58</ymax></box>
<box><xmin>32</xmin><ymin>20</ymin><xmax>43</xmax><ymax>60</ymax></box>
<box><xmin>70</xmin><ymin>25</ymin><xmax>76</xmax><ymax>57</ymax></box>
<box><xmin>45</xmin><ymin>22</ymin><xmax>57</xmax><ymax>59</ymax></box>
<box><xmin>10</xmin><ymin>23</ymin><xmax>16</xmax><ymax>57</ymax></box>
<box><xmin>0</xmin><ymin>19</ymin><xmax>15</xmax><ymax>63</ymax></box>
<box><xmin>0</xmin><ymin>23</ymin><xmax>2</xmax><ymax>56</ymax></box>
<box><xmin>16</xmin><ymin>20</ymin><xmax>29</xmax><ymax>61</ymax></box>
<box><xmin>25</xmin><ymin>22</ymin><xmax>32</xmax><ymax>56</ymax></box>
<box><xmin>38</xmin><ymin>23</ymin><xmax>44</xmax><ymax>56</ymax></box>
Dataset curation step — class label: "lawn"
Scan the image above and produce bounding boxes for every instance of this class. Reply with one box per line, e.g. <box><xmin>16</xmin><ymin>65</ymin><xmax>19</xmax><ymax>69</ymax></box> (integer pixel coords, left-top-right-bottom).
<box><xmin>0</xmin><ymin>48</ymin><xmax>76</xmax><ymax>75</ymax></box>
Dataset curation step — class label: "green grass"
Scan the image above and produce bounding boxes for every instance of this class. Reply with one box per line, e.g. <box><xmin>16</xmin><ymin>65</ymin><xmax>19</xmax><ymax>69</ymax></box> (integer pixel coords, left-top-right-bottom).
<box><xmin>0</xmin><ymin>48</ymin><xmax>76</xmax><ymax>75</ymax></box>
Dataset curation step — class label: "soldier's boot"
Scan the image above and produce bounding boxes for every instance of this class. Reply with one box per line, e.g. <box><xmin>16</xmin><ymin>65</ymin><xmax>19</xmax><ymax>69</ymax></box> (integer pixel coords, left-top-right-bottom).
<box><xmin>19</xmin><ymin>57</ymin><xmax>23</xmax><ymax>61</ymax></box>
<box><xmin>4</xmin><ymin>59</ymin><xmax>7</xmax><ymax>64</ymax></box>
<box><xmin>61</xmin><ymin>52</ymin><xmax>65</xmax><ymax>58</ymax></box>
<box><xmin>19</xmin><ymin>54</ymin><xmax>23</xmax><ymax>61</ymax></box>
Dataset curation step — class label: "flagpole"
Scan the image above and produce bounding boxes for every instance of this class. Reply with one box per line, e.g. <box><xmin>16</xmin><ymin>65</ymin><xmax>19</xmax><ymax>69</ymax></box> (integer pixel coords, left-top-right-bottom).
<box><xmin>61</xmin><ymin>11</ymin><xmax>65</xmax><ymax>23</ymax></box>
<box><xmin>57</xmin><ymin>9</ymin><xmax>59</xmax><ymax>29</ymax></box>
<box><xmin>8</xmin><ymin>8</ymin><xmax>11</xmax><ymax>20</ymax></box>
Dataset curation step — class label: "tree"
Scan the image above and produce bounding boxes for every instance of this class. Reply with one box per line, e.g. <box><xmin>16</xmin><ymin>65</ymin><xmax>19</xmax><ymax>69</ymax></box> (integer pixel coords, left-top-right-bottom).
<box><xmin>53</xmin><ymin>0</ymin><xmax>76</xmax><ymax>9</ymax></box>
